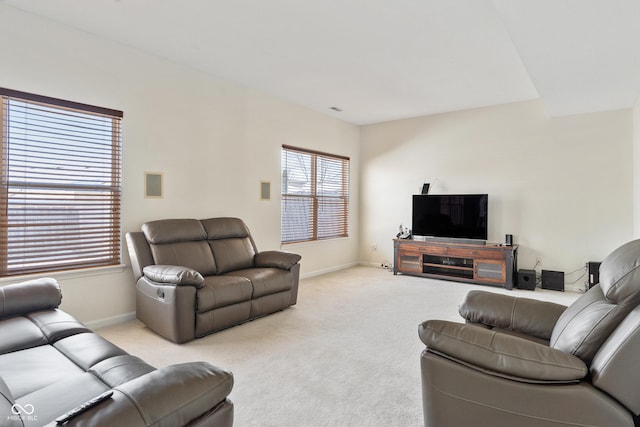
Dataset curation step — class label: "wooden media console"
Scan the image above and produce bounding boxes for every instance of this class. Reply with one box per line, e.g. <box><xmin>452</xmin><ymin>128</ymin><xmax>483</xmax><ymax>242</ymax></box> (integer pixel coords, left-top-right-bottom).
<box><xmin>393</xmin><ymin>239</ymin><xmax>518</xmax><ymax>289</ymax></box>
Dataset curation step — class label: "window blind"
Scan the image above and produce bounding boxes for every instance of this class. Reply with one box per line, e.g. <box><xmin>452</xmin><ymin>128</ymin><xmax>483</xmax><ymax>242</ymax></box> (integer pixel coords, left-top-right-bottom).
<box><xmin>0</xmin><ymin>88</ymin><xmax>122</xmax><ymax>276</ymax></box>
<box><xmin>281</xmin><ymin>145</ymin><xmax>349</xmax><ymax>244</ymax></box>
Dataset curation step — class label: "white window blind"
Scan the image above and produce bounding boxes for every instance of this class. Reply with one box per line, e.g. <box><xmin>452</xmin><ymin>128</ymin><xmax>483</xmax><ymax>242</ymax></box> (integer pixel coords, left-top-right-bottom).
<box><xmin>0</xmin><ymin>88</ymin><xmax>122</xmax><ymax>276</ymax></box>
<box><xmin>281</xmin><ymin>145</ymin><xmax>349</xmax><ymax>244</ymax></box>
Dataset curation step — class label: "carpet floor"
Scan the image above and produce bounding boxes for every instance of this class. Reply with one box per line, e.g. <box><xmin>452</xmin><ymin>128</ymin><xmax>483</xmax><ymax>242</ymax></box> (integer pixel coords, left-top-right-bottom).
<box><xmin>97</xmin><ymin>266</ymin><xmax>578</xmax><ymax>427</ymax></box>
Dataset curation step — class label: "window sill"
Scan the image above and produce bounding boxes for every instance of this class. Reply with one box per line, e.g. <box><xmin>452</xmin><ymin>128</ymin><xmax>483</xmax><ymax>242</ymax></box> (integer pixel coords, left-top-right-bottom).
<box><xmin>0</xmin><ymin>264</ymin><xmax>127</xmax><ymax>285</ymax></box>
<box><xmin>281</xmin><ymin>236</ymin><xmax>350</xmax><ymax>249</ymax></box>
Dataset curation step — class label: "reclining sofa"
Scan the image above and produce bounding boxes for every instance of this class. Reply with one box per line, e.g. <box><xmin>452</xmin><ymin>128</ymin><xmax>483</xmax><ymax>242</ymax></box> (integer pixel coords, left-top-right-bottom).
<box><xmin>126</xmin><ymin>217</ymin><xmax>301</xmax><ymax>343</ymax></box>
<box><xmin>419</xmin><ymin>239</ymin><xmax>640</xmax><ymax>426</ymax></box>
<box><xmin>0</xmin><ymin>278</ymin><xmax>234</xmax><ymax>427</ymax></box>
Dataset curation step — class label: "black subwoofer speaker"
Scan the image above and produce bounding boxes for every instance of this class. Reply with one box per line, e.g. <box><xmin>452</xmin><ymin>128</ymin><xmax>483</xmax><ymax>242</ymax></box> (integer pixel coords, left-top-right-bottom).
<box><xmin>542</xmin><ymin>270</ymin><xmax>564</xmax><ymax>291</ymax></box>
<box><xmin>517</xmin><ymin>269</ymin><xmax>536</xmax><ymax>290</ymax></box>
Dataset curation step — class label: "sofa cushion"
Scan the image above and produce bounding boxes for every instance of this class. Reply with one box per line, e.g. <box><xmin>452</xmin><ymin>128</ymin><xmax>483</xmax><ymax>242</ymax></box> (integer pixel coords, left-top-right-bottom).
<box><xmin>54</xmin><ymin>333</ymin><xmax>129</xmax><ymax>371</ymax></box>
<box><xmin>227</xmin><ymin>268</ymin><xmax>293</xmax><ymax>298</ymax></box>
<box><xmin>208</xmin><ymin>238</ymin><xmax>256</xmax><ymax>274</ymax></box>
<box><xmin>0</xmin><ymin>345</ymin><xmax>84</xmax><ymax>399</ymax></box>
<box><xmin>27</xmin><ymin>309</ymin><xmax>91</xmax><ymax>343</ymax></box>
<box><xmin>197</xmin><ymin>276</ymin><xmax>253</xmax><ymax>312</ymax></box>
<box><xmin>196</xmin><ymin>301</ymin><xmax>252</xmax><ymax>336</ymax></box>
<box><xmin>150</xmin><ymin>241</ymin><xmax>217</xmax><ymax>276</ymax></box>
<box><xmin>0</xmin><ymin>317</ymin><xmax>47</xmax><ymax>355</ymax></box>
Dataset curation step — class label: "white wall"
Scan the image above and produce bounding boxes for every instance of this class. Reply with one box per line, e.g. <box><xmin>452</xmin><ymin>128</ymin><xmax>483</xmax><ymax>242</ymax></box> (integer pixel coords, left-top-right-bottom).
<box><xmin>0</xmin><ymin>5</ymin><xmax>360</xmax><ymax>325</ymax></box>
<box><xmin>360</xmin><ymin>100</ymin><xmax>634</xmax><ymax>291</ymax></box>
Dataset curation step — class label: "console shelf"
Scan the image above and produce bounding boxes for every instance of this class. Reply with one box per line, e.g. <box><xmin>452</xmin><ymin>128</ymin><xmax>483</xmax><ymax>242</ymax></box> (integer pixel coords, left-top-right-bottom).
<box><xmin>393</xmin><ymin>239</ymin><xmax>518</xmax><ymax>289</ymax></box>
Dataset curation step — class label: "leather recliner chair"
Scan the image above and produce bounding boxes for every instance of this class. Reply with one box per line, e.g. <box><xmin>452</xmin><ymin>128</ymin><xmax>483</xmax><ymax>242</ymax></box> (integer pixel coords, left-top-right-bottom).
<box><xmin>419</xmin><ymin>239</ymin><xmax>640</xmax><ymax>426</ymax></box>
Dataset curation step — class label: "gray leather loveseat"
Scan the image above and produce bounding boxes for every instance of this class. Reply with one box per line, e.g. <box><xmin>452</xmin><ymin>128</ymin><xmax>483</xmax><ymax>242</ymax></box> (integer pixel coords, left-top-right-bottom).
<box><xmin>419</xmin><ymin>239</ymin><xmax>640</xmax><ymax>426</ymax></box>
<box><xmin>0</xmin><ymin>278</ymin><xmax>234</xmax><ymax>426</ymax></box>
<box><xmin>126</xmin><ymin>217</ymin><xmax>301</xmax><ymax>343</ymax></box>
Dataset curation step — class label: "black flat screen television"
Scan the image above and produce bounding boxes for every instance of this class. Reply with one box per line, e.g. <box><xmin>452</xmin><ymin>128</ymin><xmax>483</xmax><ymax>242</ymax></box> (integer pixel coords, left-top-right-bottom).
<box><xmin>412</xmin><ymin>194</ymin><xmax>488</xmax><ymax>241</ymax></box>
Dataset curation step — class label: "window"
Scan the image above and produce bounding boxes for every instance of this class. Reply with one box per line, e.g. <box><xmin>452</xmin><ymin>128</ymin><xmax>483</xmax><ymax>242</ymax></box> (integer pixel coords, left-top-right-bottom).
<box><xmin>281</xmin><ymin>145</ymin><xmax>349</xmax><ymax>244</ymax></box>
<box><xmin>0</xmin><ymin>88</ymin><xmax>122</xmax><ymax>277</ymax></box>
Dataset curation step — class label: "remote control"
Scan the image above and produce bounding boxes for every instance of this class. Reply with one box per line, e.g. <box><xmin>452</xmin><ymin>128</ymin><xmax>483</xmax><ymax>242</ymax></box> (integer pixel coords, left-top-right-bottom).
<box><xmin>55</xmin><ymin>390</ymin><xmax>113</xmax><ymax>424</ymax></box>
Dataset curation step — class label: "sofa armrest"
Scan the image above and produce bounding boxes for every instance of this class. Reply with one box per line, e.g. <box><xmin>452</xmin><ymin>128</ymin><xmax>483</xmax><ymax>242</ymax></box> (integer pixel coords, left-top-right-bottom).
<box><xmin>115</xmin><ymin>362</ymin><xmax>233</xmax><ymax>425</ymax></box>
<box><xmin>255</xmin><ymin>251</ymin><xmax>301</xmax><ymax>270</ymax></box>
<box><xmin>44</xmin><ymin>362</ymin><xmax>233</xmax><ymax>427</ymax></box>
<box><xmin>458</xmin><ymin>290</ymin><xmax>567</xmax><ymax>340</ymax></box>
<box><xmin>142</xmin><ymin>265</ymin><xmax>204</xmax><ymax>287</ymax></box>
<box><xmin>0</xmin><ymin>278</ymin><xmax>62</xmax><ymax>319</ymax></box>
<box><xmin>419</xmin><ymin>319</ymin><xmax>587</xmax><ymax>383</ymax></box>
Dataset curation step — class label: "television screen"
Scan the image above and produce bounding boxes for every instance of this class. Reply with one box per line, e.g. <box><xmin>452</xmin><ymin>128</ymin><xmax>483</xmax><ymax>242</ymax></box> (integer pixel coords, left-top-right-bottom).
<box><xmin>412</xmin><ymin>194</ymin><xmax>488</xmax><ymax>240</ymax></box>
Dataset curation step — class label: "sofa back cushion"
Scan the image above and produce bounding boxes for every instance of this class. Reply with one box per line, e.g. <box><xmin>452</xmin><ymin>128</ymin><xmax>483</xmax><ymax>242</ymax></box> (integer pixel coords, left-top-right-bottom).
<box><xmin>550</xmin><ymin>239</ymin><xmax>640</xmax><ymax>363</ymax></box>
<box><xmin>201</xmin><ymin>217</ymin><xmax>253</xmax><ymax>241</ymax></box>
<box><xmin>208</xmin><ymin>239</ymin><xmax>256</xmax><ymax>274</ymax></box>
<box><xmin>201</xmin><ymin>218</ymin><xmax>256</xmax><ymax>274</ymax></box>
<box><xmin>599</xmin><ymin>239</ymin><xmax>640</xmax><ymax>301</ymax></box>
<box><xmin>143</xmin><ymin>219</ymin><xmax>217</xmax><ymax>276</ymax></box>
<box><xmin>590</xmin><ymin>304</ymin><xmax>640</xmax><ymax>415</ymax></box>
<box><xmin>0</xmin><ymin>278</ymin><xmax>62</xmax><ymax>319</ymax></box>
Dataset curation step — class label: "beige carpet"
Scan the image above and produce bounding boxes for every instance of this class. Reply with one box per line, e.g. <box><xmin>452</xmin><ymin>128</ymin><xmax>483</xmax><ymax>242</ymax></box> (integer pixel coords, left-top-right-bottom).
<box><xmin>97</xmin><ymin>266</ymin><xmax>578</xmax><ymax>427</ymax></box>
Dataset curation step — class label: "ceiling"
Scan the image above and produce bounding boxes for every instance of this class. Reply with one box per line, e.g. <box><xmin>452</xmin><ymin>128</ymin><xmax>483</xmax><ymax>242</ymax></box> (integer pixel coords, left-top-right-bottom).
<box><xmin>3</xmin><ymin>0</ymin><xmax>640</xmax><ymax>125</ymax></box>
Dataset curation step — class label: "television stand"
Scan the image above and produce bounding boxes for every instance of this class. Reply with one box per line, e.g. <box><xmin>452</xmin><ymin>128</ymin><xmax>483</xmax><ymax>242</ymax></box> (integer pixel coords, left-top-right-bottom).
<box><xmin>393</xmin><ymin>239</ymin><xmax>518</xmax><ymax>289</ymax></box>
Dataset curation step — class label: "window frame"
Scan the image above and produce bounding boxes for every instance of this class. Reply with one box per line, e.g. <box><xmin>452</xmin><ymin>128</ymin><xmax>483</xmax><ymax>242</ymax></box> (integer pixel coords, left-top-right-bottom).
<box><xmin>0</xmin><ymin>87</ymin><xmax>123</xmax><ymax>277</ymax></box>
<box><xmin>281</xmin><ymin>144</ymin><xmax>350</xmax><ymax>244</ymax></box>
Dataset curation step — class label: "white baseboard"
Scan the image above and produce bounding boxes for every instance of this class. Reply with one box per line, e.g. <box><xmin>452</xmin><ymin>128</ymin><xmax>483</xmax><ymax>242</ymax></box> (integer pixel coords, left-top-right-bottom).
<box><xmin>301</xmin><ymin>262</ymin><xmax>360</xmax><ymax>279</ymax></box>
<box><xmin>85</xmin><ymin>311</ymin><xmax>136</xmax><ymax>330</ymax></box>
<box><xmin>359</xmin><ymin>261</ymin><xmax>389</xmax><ymax>268</ymax></box>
